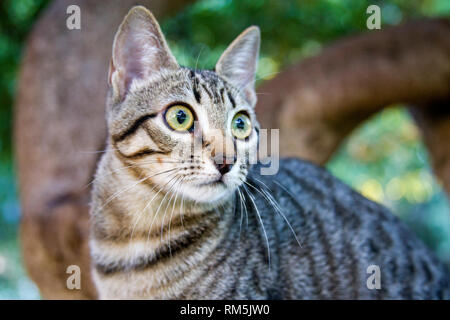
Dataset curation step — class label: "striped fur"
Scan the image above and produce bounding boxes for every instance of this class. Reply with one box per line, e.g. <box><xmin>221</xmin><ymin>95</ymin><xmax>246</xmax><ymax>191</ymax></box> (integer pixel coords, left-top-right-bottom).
<box><xmin>91</xmin><ymin>158</ymin><xmax>450</xmax><ymax>299</ymax></box>
<box><xmin>90</xmin><ymin>6</ymin><xmax>449</xmax><ymax>299</ymax></box>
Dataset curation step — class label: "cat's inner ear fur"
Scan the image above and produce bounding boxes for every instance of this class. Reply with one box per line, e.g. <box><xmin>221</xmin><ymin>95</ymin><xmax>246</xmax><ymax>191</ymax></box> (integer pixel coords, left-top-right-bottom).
<box><xmin>215</xmin><ymin>26</ymin><xmax>260</xmax><ymax>106</ymax></box>
<box><xmin>109</xmin><ymin>6</ymin><xmax>178</xmax><ymax>102</ymax></box>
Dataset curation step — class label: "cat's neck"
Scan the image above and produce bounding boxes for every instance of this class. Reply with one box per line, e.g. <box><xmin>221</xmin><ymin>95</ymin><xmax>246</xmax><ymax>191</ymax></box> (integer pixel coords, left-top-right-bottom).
<box><xmin>90</xmin><ymin>154</ymin><xmax>236</xmax><ymax>298</ymax></box>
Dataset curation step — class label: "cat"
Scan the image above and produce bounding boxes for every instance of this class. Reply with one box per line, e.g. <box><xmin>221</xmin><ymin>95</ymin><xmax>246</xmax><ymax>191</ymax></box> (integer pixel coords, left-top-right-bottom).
<box><xmin>90</xmin><ymin>6</ymin><xmax>449</xmax><ymax>299</ymax></box>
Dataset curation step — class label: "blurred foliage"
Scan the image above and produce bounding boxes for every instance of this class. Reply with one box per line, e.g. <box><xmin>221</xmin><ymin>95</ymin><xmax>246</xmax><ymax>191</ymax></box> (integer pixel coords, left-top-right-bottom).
<box><xmin>0</xmin><ymin>0</ymin><xmax>449</xmax><ymax>299</ymax></box>
<box><xmin>0</xmin><ymin>0</ymin><xmax>49</xmax><ymax>161</ymax></box>
<box><xmin>0</xmin><ymin>0</ymin><xmax>50</xmax><ymax>299</ymax></box>
<box><xmin>162</xmin><ymin>0</ymin><xmax>450</xmax><ymax>81</ymax></box>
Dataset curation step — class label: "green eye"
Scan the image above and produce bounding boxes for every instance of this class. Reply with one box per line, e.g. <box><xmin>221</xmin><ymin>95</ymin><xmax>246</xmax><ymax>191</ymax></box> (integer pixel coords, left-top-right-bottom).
<box><xmin>165</xmin><ymin>105</ymin><xmax>194</xmax><ymax>131</ymax></box>
<box><xmin>231</xmin><ymin>112</ymin><xmax>252</xmax><ymax>139</ymax></box>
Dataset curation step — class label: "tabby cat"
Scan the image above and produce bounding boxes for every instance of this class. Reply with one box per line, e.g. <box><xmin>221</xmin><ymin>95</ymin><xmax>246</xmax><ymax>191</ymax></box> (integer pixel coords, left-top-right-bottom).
<box><xmin>90</xmin><ymin>6</ymin><xmax>449</xmax><ymax>299</ymax></box>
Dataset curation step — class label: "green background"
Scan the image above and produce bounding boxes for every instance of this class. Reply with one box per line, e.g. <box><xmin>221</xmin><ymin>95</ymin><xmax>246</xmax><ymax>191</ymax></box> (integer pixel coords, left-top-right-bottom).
<box><xmin>0</xmin><ymin>0</ymin><xmax>449</xmax><ymax>299</ymax></box>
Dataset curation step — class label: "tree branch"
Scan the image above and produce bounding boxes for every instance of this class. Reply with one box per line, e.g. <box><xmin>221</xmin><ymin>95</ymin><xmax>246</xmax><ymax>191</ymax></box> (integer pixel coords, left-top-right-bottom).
<box><xmin>256</xmin><ymin>18</ymin><xmax>450</xmax><ymax>175</ymax></box>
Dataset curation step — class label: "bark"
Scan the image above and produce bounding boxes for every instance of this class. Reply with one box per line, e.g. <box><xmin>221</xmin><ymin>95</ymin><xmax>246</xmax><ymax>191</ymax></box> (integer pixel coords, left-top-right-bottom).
<box><xmin>15</xmin><ymin>0</ymin><xmax>193</xmax><ymax>300</ymax></box>
<box><xmin>411</xmin><ymin>102</ymin><xmax>450</xmax><ymax>194</ymax></box>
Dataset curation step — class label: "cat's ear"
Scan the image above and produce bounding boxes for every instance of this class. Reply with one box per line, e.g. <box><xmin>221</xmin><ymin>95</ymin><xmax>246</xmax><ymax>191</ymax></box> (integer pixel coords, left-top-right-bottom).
<box><xmin>215</xmin><ymin>26</ymin><xmax>260</xmax><ymax>106</ymax></box>
<box><xmin>109</xmin><ymin>6</ymin><xmax>178</xmax><ymax>102</ymax></box>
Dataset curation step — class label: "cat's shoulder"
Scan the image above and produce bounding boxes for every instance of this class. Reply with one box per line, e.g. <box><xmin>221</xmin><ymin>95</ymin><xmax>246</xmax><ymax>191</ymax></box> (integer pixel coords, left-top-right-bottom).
<box><xmin>253</xmin><ymin>157</ymin><xmax>353</xmax><ymax>196</ymax></box>
<box><xmin>251</xmin><ymin>157</ymin><xmax>395</xmax><ymax>221</ymax></box>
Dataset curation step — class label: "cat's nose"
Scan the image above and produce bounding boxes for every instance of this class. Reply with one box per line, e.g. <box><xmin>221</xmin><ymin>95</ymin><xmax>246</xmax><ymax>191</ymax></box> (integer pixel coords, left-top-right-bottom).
<box><xmin>213</xmin><ymin>154</ymin><xmax>236</xmax><ymax>176</ymax></box>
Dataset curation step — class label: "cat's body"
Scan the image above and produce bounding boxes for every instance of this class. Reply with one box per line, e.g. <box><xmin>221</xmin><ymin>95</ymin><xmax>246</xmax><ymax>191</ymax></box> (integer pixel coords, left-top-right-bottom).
<box><xmin>92</xmin><ymin>157</ymin><xmax>449</xmax><ymax>299</ymax></box>
<box><xmin>90</xmin><ymin>6</ymin><xmax>450</xmax><ymax>299</ymax></box>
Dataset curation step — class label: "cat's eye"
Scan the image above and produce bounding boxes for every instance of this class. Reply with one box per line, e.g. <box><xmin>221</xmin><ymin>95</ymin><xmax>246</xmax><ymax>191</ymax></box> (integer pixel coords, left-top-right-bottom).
<box><xmin>231</xmin><ymin>112</ymin><xmax>252</xmax><ymax>140</ymax></box>
<box><xmin>165</xmin><ymin>105</ymin><xmax>194</xmax><ymax>131</ymax></box>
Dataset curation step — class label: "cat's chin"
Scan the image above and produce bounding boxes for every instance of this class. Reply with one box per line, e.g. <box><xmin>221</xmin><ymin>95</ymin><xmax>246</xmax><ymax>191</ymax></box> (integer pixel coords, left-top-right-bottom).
<box><xmin>180</xmin><ymin>182</ymin><xmax>235</xmax><ymax>205</ymax></box>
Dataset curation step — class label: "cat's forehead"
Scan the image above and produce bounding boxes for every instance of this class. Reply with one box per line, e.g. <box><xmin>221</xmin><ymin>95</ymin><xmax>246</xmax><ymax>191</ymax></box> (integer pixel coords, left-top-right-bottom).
<box><xmin>187</xmin><ymin>68</ymin><xmax>244</xmax><ymax>127</ymax></box>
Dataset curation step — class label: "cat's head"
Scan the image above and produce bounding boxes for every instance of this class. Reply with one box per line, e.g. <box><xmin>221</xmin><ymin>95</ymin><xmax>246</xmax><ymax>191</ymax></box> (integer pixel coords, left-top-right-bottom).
<box><xmin>106</xmin><ymin>6</ymin><xmax>260</xmax><ymax>203</ymax></box>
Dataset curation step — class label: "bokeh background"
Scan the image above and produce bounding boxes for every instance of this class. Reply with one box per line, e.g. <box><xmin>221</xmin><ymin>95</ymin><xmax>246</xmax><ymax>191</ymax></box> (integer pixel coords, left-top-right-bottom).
<box><xmin>1</xmin><ymin>0</ymin><xmax>449</xmax><ymax>299</ymax></box>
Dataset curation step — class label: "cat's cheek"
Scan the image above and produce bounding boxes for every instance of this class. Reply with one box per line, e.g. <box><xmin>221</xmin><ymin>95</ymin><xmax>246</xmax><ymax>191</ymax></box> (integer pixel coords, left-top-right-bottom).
<box><xmin>221</xmin><ymin>170</ymin><xmax>240</xmax><ymax>189</ymax></box>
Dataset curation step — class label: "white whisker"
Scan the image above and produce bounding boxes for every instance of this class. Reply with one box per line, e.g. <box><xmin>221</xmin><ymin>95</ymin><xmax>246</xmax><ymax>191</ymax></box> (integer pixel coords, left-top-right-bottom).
<box><xmin>146</xmin><ymin>175</ymin><xmax>180</xmax><ymax>246</ymax></box>
<box><xmin>96</xmin><ymin>167</ymin><xmax>178</xmax><ymax>213</ymax></box>
<box><xmin>242</xmin><ymin>184</ymin><xmax>271</xmax><ymax>270</ymax></box>
<box><xmin>247</xmin><ymin>178</ymin><xmax>303</xmax><ymax>248</ymax></box>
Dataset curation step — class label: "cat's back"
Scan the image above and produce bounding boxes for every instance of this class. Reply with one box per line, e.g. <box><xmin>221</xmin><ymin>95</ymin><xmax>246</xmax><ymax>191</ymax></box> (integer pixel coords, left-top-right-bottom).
<box><xmin>250</xmin><ymin>158</ymin><xmax>449</xmax><ymax>299</ymax></box>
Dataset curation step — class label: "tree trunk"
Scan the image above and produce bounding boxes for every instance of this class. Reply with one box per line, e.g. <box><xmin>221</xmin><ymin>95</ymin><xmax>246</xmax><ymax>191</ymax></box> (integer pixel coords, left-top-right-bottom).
<box><xmin>411</xmin><ymin>102</ymin><xmax>450</xmax><ymax>194</ymax></box>
<box><xmin>15</xmin><ymin>0</ymin><xmax>193</xmax><ymax>300</ymax></box>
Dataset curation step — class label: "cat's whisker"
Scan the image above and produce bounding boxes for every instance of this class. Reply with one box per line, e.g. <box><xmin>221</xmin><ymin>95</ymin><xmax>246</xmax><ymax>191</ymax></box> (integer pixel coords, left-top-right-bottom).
<box><xmin>118</xmin><ymin>169</ymin><xmax>181</xmax><ymax>261</ymax></box>
<box><xmin>179</xmin><ymin>188</ymin><xmax>186</xmax><ymax>230</ymax></box>
<box><xmin>238</xmin><ymin>182</ymin><xmax>249</xmax><ymax>229</ymax></box>
<box><xmin>146</xmin><ymin>175</ymin><xmax>181</xmax><ymax>247</ymax></box>
<box><xmin>160</xmin><ymin>176</ymin><xmax>182</xmax><ymax>245</ymax></box>
<box><xmin>246</xmin><ymin>178</ymin><xmax>303</xmax><ymax>248</ymax></box>
<box><xmin>128</xmin><ymin>169</ymin><xmax>180</xmax><ymax>247</ymax></box>
<box><xmin>194</xmin><ymin>45</ymin><xmax>205</xmax><ymax>72</ymax></box>
<box><xmin>83</xmin><ymin>159</ymin><xmax>184</xmax><ymax>189</ymax></box>
<box><xmin>168</xmin><ymin>177</ymin><xmax>185</xmax><ymax>256</ymax></box>
<box><xmin>145</xmin><ymin>175</ymin><xmax>179</xmax><ymax>236</ymax></box>
<box><xmin>96</xmin><ymin>167</ymin><xmax>180</xmax><ymax>213</ymax></box>
<box><xmin>236</xmin><ymin>187</ymin><xmax>245</xmax><ymax>240</ymax></box>
<box><xmin>272</xmin><ymin>179</ymin><xmax>298</xmax><ymax>200</ymax></box>
<box><xmin>242</xmin><ymin>184</ymin><xmax>271</xmax><ymax>270</ymax></box>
